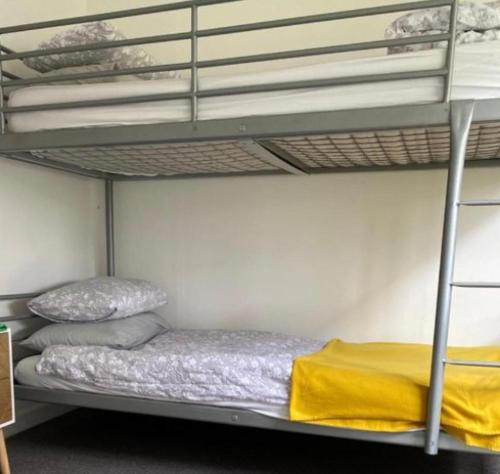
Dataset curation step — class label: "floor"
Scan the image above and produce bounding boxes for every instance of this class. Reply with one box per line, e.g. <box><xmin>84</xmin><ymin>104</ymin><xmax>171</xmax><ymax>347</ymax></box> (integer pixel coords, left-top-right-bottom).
<box><xmin>7</xmin><ymin>409</ymin><xmax>500</xmax><ymax>473</ymax></box>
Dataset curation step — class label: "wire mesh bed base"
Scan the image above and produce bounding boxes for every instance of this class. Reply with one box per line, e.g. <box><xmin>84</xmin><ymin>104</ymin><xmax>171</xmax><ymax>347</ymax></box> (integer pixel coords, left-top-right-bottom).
<box><xmin>3</xmin><ymin>101</ymin><xmax>500</xmax><ymax>180</ymax></box>
<box><xmin>23</xmin><ymin>123</ymin><xmax>500</xmax><ymax>177</ymax></box>
<box><xmin>13</xmin><ymin>384</ymin><xmax>495</xmax><ymax>455</ymax></box>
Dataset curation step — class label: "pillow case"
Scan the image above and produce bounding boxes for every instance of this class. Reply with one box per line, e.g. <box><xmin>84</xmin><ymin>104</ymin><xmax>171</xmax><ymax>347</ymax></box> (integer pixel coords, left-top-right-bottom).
<box><xmin>385</xmin><ymin>1</ymin><xmax>500</xmax><ymax>54</ymax></box>
<box><xmin>28</xmin><ymin>277</ymin><xmax>168</xmax><ymax>323</ymax></box>
<box><xmin>23</xmin><ymin>21</ymin><xmax>179</xmax><ymax>80</ymax></box>
<box><xmin>20</xmin><ymin>312</ymin><xmax>169</xmax><ymax>352</ymax></box>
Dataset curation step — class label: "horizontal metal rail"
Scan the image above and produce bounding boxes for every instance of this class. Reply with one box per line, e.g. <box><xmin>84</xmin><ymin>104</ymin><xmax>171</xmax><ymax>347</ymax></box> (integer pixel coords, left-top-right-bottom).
<box><xmin>0</xmin><ymin>45</ymin><xmax>13</xmax><ymax>54</ymax></box>
<box><xmin>0</xmin><ymin>292</ymin><xmax>41</xmax><ymax>301</ymax></box>
<box><xmin>0</xmin><ymin>102</ymin><xmax>453</xmax><ymax>151</ymax></box>
<box><xmin>196</xmin><ymin>34</ymin><xmax>451</xmax><ymax>69</ymax></box>
<box><xmin>1</xmin><ymin>90</ymin><xmax>191</xmax><ymax>113</ymax></box>
<box><xmin>446</xmin><ymin>359</ymin><xmax>500</xmax><ymax>368</ymax></box>
<box><xmin>1</xmin><ymin>70</ymin><xmax>19</xmax><ymax>80</ymax></box>
<box><xmin>1</xmin><ymin>69</ymin><xmax>447</xmax><ymax>114</ymax></box>
<box><xmin>196</xmin><ymin>69</ymin><xmax>448</xmax><ymax>98</ymax></box>
<box><xmin>459</xmin><ymin>200</ymin><xmax>500</xmax><ymax>206</ymax></box>
<box><xmin>13</xmin><ymin>382</ymin><xmax>495</xmax><ymax>455</ymax></box>
<box><xmin>0</xmin><ymin>32</ymin><xmax>193</xmax><ymax>62</ymax></box>
<box><xmin>0</xmin><ymin>62</ymin><xmax>192</xmax><ymax>88</ymax></box>
<box><xmin>452</xmin><ymin>282</ymin><xmax>500</xmax><ymax>288</ymax></box>
<box><xmin>197</xmin><ymin>0</ymin><xmax>453</xmax><ymax>38</ymax></box>
<box><xmin>0</xmin><ymin>0</ymin><xmax>452</xmax><ymax>36</ymax></box>
<box><xmin>0</xmin><ymin>0</ymin><xmax>242</xmax><ymax>35</ymax></box>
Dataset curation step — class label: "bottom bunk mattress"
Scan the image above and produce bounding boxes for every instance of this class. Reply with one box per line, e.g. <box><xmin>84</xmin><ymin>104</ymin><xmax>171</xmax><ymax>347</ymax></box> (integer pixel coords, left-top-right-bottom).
<box><xmin>15</xmin><ymin>329</ymin><xmax>324</xmax><ymax>416</ymax></box>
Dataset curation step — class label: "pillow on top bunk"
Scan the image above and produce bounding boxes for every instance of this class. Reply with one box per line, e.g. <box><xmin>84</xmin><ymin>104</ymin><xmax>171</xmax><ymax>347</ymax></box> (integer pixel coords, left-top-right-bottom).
<box><xmin>20</xmin><ymin>311</ymin><xmax>169</xmax><ymax>352</ymax></box>
<box><xmin>385</xmin><ymin>1</ymin><xmax>500</xmax><ymax>54</ymax></box>
<box><xmin>28</xmin><ymin>277</ymin><xmax>168</xmax><ymax>323</ymax></box>
<box><xmin>23</xmin><ymin>21</ymin><xmax>179</xmax><ymax>80</ymax></box>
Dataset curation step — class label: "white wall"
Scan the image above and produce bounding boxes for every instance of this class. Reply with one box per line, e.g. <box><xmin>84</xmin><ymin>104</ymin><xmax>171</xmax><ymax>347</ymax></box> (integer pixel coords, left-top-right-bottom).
<box><xmin>115</xmin><ymin>168</ymin><xmax>500</xmax><ymax>346</ymax></box>
<box><xmin>84</xmin><ymin>0</ymin><xmax>421</xmax><ymax>75</ymax></box>
<box><xmin>87</xmin><ymin>0</ymin><xmax>499</xmax><ymax>347</ymax></box>
<box><xmin>0</xmin><ymin>159</ymin><xmax>105</xmax><ymax>318</ymax></box>
<box><xmin>1</xmin><ymin>0</ymin><xmax>108</xmax><ymax>315</ymax></box>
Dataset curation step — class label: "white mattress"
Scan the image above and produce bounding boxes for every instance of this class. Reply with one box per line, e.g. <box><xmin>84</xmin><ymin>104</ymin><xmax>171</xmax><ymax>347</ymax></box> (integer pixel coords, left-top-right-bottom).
<box><xmin>15</xmin><ymin>355</ymin><xmax>289</xmax><ymax>419</ymax></box>
<box><xmin>9</xmin><ymin>41</ymin><xmax>500</xmax><ymax>133</ymax></box>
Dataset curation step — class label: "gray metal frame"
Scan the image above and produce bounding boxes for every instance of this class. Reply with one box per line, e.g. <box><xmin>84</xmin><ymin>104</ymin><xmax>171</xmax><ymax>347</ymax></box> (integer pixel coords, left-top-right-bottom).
<box><xmin>0</xmin><ymin>0</ymin><xmax>499</xmax><ymax>457</ymax></box>
<box><xmin>12</xmin><ymin>384</ymin><xmax>494</xmax><ymax>455</ymax></box>
<box><xmin>425</xmin><ymin>100</ymin><xmax>475</xmax><ymax>454</ymax></box>
<box><xmin>0</xmin><ymin>0</ymin><xmax>459</xmax><ymax>180</ymax></box>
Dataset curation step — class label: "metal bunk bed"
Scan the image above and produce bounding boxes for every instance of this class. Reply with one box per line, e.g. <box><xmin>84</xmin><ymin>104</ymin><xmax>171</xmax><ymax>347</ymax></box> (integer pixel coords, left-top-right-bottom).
<box><xmin>0</xmin><ymin>0</ymin><xmax>498</xmax><ymax>456</ymax></box>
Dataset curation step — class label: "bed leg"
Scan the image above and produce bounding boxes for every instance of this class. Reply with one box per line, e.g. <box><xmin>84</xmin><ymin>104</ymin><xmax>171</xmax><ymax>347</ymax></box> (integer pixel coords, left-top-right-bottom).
<box><xmin>424</xmin><ymin>101</ymin><xmax>474</xmax><ymax>455</ymax></box>
<box><xmin>0</xmin><ymin>430</ymin><xmax>11</xmax><ymax>474</ymax></box>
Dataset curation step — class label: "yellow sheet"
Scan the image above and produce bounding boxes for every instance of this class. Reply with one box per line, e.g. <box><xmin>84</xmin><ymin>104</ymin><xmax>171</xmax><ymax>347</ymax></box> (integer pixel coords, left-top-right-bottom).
<box><xmin>290</xmin><ymin>340</ymin><xmax>500</xmax><ymax>450</ymax></box>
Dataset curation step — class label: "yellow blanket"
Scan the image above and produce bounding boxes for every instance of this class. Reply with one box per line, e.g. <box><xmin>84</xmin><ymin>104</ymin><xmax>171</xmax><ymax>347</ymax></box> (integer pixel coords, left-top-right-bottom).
<box><xmin>290</xmin><ymin>340</ymin><xmax>500</xmax><ymax>450</ymax></box>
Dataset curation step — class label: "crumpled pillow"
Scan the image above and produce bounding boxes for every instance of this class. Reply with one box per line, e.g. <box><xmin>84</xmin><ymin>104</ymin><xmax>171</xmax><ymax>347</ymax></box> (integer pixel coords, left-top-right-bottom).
<box><xmin>23</xmin><ymin>21</ymin><xmax>179</xmax><ymax>80</ymax></box>
<box><xmin>385</xmin><ymin>1</ymin><xmax>500</xmax><ymax>54</ymax></box>
<box><xmin>28</xmin><ymin>277</ymin><xmax>168</xmax><ymax>322</ymax></box>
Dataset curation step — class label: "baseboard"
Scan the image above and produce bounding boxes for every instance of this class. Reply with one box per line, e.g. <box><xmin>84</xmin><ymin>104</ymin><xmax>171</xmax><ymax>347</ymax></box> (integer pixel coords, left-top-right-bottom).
<box><xmin>4</xmin><ymin>401</ymin><xmax>74</xmax><ymax>438</ymax></box>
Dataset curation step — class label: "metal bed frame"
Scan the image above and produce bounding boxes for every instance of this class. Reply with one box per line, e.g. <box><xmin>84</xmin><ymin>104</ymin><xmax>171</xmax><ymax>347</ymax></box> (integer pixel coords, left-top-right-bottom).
<box><xmin>0</xmin><ymin>0</ymin><xmax>499</xmax><ymax>456</ymax></box>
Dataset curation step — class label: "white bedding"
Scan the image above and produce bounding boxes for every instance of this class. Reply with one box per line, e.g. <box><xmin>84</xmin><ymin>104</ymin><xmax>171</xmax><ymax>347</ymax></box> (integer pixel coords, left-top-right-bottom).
<box><xmin>15</xmin><ymin>355</ymin><xmax>289</xmax><ymax>419</ymax></box>
<box><xmin>9</xmin><ymin>41</ymin><xmax>500</xmax><ymax>133</ymax></box>
<box><xmin>15</xmin><ymin>329</ymin><xmax>324</xmax><ymax>418</ymax></box>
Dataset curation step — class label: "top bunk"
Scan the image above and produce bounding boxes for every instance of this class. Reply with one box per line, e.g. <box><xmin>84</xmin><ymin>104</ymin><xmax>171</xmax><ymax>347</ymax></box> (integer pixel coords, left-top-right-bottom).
<box><xmin>1</xmin><ymin>0</ymin><xmax>500</xmax><ymax>180</ymax></box>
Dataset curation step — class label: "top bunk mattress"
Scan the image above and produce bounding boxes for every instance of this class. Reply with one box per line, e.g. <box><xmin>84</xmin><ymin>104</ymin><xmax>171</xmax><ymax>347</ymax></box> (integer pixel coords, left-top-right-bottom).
<box><xmin>8</xmin><ymin>41</ymin><xmax>500</xmax><ymax>134</ymax></box>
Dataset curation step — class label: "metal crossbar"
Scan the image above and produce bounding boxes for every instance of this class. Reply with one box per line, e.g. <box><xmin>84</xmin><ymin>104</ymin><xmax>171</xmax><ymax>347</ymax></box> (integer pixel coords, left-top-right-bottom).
<box><xmin>459</xmin><ymin>200</ymin><xmax>500</xmax><ymax>206</ymax></box>
<box><xmin>446</xmin><ymin>359</ymin><xmax>500</xmax><ymax>368</ymax></box>
<box><xmin>0</xmin><ymin>0</ymin><xmax>453</xmax><ymax>36</ymax></box>
<box><xmin>452</xmin><ymin>282</ymin><xmax>500</xmax><ymax>288</ymax></box>
<box><xmin>0</xmin><ymin>292</ymin><xmax>41</xmax><ymax>301</ymax></box>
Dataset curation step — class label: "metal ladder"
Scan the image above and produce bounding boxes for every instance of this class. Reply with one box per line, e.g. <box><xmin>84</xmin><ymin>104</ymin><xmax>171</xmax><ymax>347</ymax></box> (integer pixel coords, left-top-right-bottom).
<box><xmin>425</xmin><ymin>100</ymin><xmax>500</xmax><ymax>455</ymax></box>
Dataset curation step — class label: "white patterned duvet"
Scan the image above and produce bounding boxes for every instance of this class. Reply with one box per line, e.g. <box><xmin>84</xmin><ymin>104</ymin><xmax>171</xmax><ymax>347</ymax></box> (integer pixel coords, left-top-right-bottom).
<box><xmin>16</xmin><ymin>329</ymin><xmax>324</xmax><ymax>408</ymax></box>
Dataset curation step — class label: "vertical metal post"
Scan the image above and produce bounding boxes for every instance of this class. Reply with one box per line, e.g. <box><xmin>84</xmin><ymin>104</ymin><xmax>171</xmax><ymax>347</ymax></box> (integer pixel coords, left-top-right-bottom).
<box><xmin>0</xmin><ymin>41</ymin><xmax>6</xmax><ymax>134</ymax></box>
<box><xmin>443</xmin><ymin>0</ymin><xmax>458</xmax><ymax>103</ymax></box>
<box><xmin>190</xmin><ymin>4</ymin><xmax>199</xmax><ymax>121</ymax></box>
<box><xmin>105</xmin><ymin>179</ymin><xmax>115</xmax><ymax>277</ymax></box>
<box><xmin>424</xmin><ymin>100</ymin><xmax>474</xmax><ymax>455</ymax></box>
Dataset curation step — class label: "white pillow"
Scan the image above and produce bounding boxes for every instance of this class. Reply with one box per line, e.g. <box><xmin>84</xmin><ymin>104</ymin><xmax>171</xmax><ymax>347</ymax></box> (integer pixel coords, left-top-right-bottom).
<box><xmin>28</xmin><ymin>277</ymin><xmax>168</xmax><ymax>323</ymax></box>
<box><xmin>23</xmin><ymin>21</ymin><xmax>179</xmax><ymax>80</ymax></box>
<box><xmin>20</xmin><ymin>312</ymin><xmax>169</xmax><ymax>352</ymax></box>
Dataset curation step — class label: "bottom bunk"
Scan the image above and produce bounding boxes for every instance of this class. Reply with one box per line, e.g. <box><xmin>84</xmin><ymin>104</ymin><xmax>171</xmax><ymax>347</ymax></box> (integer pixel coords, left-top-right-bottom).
<box><xmin>12</xmin><ymin>325</ymin><xmax>500</xmax><ymax>456</ymax></box>
<box><xmin>13</xmin><ymin>384</ymin><xmax>492</xmax><ymax>455</ymax></box>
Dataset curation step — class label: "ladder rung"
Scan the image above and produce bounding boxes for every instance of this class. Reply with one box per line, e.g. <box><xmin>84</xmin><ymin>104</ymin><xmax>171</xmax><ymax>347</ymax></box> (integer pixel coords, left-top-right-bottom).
<box><xmin>445</xmin><ymin>359</ymin><xmax>500</xmax><ymax>368</ymax></box>
<box><xmin>452</xmin><ymin>282</ymin><xmax>500</xmax><ymax>288</ymax></box>
<box><xmin>459</xmin><ymin>199</ymin><xmax>500</xmax><ymax>206</ymax></box>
